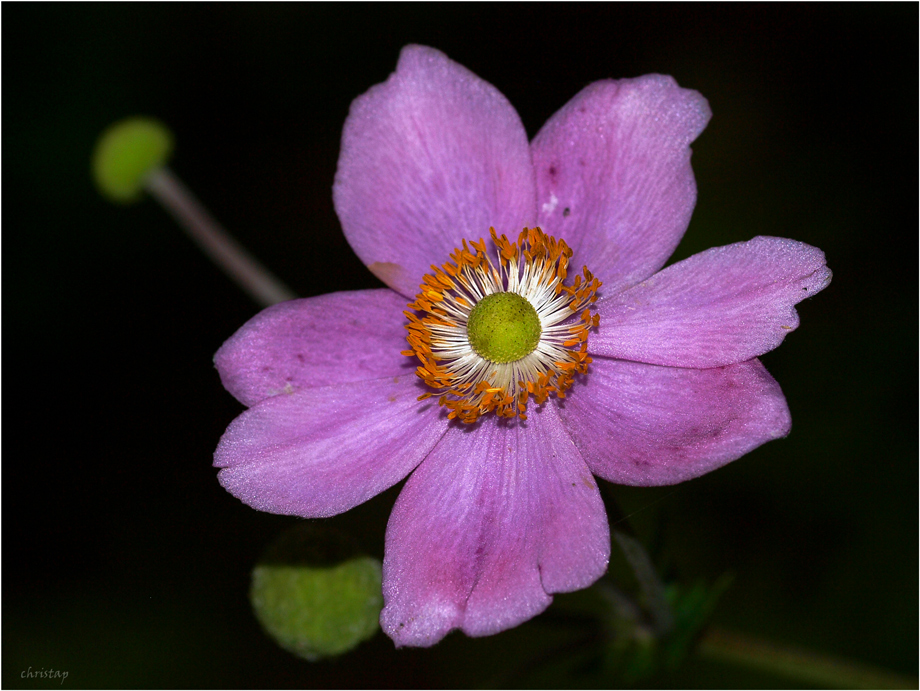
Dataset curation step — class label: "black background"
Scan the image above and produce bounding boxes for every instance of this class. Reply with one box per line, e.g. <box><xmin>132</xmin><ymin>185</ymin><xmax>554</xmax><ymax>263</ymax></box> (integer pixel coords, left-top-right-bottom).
<box><xmin>4</xmin><ymin>4</ymin><xmax>917</xmax><ymax>688</ymax></box>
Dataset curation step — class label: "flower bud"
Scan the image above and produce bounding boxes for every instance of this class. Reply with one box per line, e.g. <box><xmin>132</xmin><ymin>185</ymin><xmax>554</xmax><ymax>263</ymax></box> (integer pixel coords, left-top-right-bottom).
<box><xmin>92</xmin><ymin>117</ymin><xmax>173</xmax><ymax>203</ymax></box>
<box><xmin>250</xmin><ymin>523</ymin><xmax>382</xmax><ymax>661</ymax></box>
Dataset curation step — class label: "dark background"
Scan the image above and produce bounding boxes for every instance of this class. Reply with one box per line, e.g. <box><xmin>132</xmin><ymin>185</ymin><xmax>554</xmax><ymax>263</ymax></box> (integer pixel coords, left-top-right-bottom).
<box><xmin>4</xmin><ymin>4</ymin><xmax>916</xmax><ymax>688</ymax></box>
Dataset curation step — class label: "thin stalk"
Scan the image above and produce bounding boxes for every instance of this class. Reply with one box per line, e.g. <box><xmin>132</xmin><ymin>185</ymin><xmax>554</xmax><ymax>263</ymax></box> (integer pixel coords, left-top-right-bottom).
<box><xmin>144</xmin><ymin>167</ymin><xmax>297</xmax><ymax>307</ymax></box>
<box><xmin>697</xmin><ymin>626</ymin><xmax>917</xmax><ymax>690</ymax></box>
<box><xmin>611</xmin><ymin>528</ymin><xmax>674</xmax><ymax>635</ymax></box>
<box><xmin>599</xmin><ymin>484</ymin><xmax>674</xmax><ymax>635</ymax></box>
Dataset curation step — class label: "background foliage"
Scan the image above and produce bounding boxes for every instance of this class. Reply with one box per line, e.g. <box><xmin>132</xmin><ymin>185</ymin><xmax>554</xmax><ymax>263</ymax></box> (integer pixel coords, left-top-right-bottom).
<box><xmin>4</xmin><ymin>4</ymin><xmax>916</xmax><ymax>687</ymax></box>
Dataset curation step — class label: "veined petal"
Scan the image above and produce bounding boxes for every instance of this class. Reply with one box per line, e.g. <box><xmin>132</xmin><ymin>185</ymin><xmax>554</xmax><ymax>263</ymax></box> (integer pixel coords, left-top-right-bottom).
<box><xmin>380</xmin><ymin>405</ymin><xmax>610</xmax><ymax>647</ymax></box>
<box><xmin>215</xmin><ymin>377</ymin><xmax>447</xmax><ymax>518</ymax></box>
<box><xmin>334</xmin><ymin>45</ymin><xmax>537</xmax><ymax>298</ymax></box>
<box><xmin>214</xmin><ymin>289</ymin><xmax>412</xmax><ymax>408</ymax></box>
<box><xmin>558</xmin><ymin>357</ymin><xmax>790</xmax><ymax>487</ymax></box>
<box><xmin>532</xmin><ymin>75</ymin><xmax>710</xmax><ymax>294</ymax></box>
<box><xmin>590</xmin><ymin>237</ymin><xmax>832</xmax><ymax>368</ymax></box>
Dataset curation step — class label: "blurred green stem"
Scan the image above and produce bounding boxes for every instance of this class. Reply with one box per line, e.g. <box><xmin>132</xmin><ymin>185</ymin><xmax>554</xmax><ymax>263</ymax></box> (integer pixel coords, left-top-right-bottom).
<box><xmin>697</xmin><ymin>627</ymin><xmax>918</xmax><ymax>689</ymax></box>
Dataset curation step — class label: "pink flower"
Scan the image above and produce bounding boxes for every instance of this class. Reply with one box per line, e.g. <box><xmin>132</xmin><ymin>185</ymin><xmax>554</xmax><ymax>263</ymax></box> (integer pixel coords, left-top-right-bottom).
<box><xmin>213</xmin><ymin>46</ymin><xmax>831</xmax><ymax>647</ymax></box>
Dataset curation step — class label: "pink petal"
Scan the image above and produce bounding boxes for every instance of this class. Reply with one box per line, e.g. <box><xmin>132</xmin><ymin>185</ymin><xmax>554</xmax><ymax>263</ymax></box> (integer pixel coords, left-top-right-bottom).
<box><xmin>333</xmin><ymin>45</ymin><xmax>537</xmax><ymax>298</ymax></box>
<box><xmin>557</xmin><ymin>357</ymin><xmax>790</xmax><ymax>487</ymax></box>
<box><xmin>590</xmin><ymin>237</ymin><xmax>832</xmax><ymax>368</ymax></box>
<box><xmin>215</xmin><ymin>377</ymin><xmax>447</xmax><ymax>517</ymax></box>
<box><xmin>214</xmin><ymin>289</ymin><xmax>412</xmax><ymax>408</ymax></box>
<box><xmin>532</xmin><ymin>75</ymin><xmax>711</xmax><ymax>294</ymax></box>
<box><xmin>380</xmin><ymin>405</ymin><xmax>610</xmax><ymax>647</ymax></box>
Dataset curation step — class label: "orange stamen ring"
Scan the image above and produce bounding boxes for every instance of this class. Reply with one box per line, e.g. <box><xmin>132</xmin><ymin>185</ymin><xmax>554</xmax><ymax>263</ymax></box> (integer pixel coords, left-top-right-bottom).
<box><xmin>404</xmin><ymin>227</ymin><xmax>602</xmax><ymax>424</ymax></box>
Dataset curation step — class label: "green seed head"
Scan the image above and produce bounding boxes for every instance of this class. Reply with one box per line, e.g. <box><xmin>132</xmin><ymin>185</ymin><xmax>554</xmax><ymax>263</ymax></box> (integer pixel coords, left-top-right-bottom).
<box><xmin>92</xmin><ymin>116</ymin><xmax>173</xmax><ymax>204</ymax></box>
<box><xmin>467</xmin><ymin>292</ymin><xmax>541</xmax><ymax>364</ymax></box>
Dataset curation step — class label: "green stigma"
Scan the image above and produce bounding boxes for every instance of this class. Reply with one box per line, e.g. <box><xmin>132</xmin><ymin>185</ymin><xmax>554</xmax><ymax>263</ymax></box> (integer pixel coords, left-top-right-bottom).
<box><xmin>467</xmin><ymin>292</ymin><xmax>541</xmax><ymax>364</ymax></box>
<box><xmin>92</xmin><ymin>116</ymin><xmax>174</xmax><ymax>204</ymax></box>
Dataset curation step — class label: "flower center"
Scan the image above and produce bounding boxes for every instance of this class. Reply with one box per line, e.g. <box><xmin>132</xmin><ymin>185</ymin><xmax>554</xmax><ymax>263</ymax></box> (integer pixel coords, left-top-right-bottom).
<box><xmin>466</xmin><ymin>292</ymin><xmax>541</xmax><ymax>364</ymax></box>
<box><xmin>403</xmin><ymin>227</ymin><xmax>601</xmax><ymax>423</ymax></box>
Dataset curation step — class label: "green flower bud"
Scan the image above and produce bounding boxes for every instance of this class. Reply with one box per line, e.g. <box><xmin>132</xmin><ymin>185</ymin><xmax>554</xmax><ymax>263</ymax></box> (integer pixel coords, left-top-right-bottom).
<box><xmin>92</xmin><ymin>117</ymin><xmax>173</xmax><ymax>203</ymax></box>
<box><xmin>250</xmin><ymin>524</ymin><xmax>382</xmax><ymax>661</ymax></box>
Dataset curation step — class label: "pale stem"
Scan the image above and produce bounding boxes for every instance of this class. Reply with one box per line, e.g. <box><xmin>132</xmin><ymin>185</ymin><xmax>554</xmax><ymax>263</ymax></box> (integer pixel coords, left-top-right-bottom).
<box><xmin>144</xmin><ymin>167</ymin><xmax>297</xmax><ymax>307</ymax></box>
<box><xmin>600</xmin><ymin>484</ymin><xmax>675</xmax><ymax>635</ymax></box>
<box><xmin>697</xmin><ymin>626</ymin><xmax>918</xmax><ymax>690</ymax></box>
<box><xmin>612</xmin><ymin>528</ymin><xmax>674</xmax><ymax>635</ymax></box>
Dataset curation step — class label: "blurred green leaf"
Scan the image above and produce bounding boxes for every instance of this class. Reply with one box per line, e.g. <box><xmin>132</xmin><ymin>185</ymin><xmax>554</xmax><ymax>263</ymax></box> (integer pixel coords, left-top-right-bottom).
<box><xmin>662</xmin><ymin>573</ymin><xmax>734</xmax><ymax>668</ymax></box>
